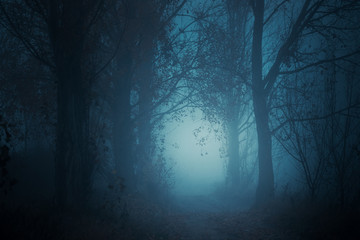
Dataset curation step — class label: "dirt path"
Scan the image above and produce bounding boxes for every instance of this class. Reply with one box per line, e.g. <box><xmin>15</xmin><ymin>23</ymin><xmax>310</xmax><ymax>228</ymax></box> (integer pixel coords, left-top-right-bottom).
<box><xmin>170</xmin><ymin>195</ymin><xmax>295</xmax><ymax>240</ymax></box>
<box><xmin>170</xmin><ymin>195</ymin><xmax>238</xmax><ymax>239</ymax></box>
<box><xmin>177</xmin><ymin>212</ymin><xmax>226</xmax><ymax>240</ymax></box>
<box><xmin>169</xmin><ymin>195</ymin><xmax>231</xmax><ymax>239</ymax></box>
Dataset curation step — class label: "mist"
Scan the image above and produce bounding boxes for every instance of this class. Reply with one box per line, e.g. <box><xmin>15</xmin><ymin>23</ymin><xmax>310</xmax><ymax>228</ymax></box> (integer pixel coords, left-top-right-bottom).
<box><xmin>1</xmin><ymin>0</ymin><xmax>360</xmax><ymax>239</ymax></box>
<box><xmin>164</xmin><ymin>109</ymin><xmax>225</xmax><ymax>195</ymax></box>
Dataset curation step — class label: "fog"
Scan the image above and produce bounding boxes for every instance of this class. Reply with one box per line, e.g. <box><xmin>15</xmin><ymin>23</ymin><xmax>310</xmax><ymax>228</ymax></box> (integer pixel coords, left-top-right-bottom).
<box><xmin>164</xmin><ymin>109</ymin><xmax>225</xmax><ymax>195</ymax></box>
<box><xmin>1</xmin><ymin>0</ymin><xmax>360</xmax><ymax>239</ymax></box>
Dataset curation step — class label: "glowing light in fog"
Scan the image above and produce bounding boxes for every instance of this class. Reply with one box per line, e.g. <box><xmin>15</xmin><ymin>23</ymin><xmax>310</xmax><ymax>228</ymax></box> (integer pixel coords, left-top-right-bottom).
<box><xmin>165</xmin><ymin>110</ymin><xmax>225</xmax><ymax>195</ymax></box>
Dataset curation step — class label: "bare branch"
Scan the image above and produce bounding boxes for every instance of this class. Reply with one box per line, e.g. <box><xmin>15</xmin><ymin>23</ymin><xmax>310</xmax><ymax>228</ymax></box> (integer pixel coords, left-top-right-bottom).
<box><xmin>263</xmin><ymin>0</ymin><xmax>288</xmax><ymax>26</ymax></box>
<box><xmin>271</xmin><ymin>103</ymin><xmax>360</xmax><ymax>134</ymax></box>
<box><xmin>279</xmin><ymin>50</ymin><xmax>360</xmax><ymax>75</ymax></box>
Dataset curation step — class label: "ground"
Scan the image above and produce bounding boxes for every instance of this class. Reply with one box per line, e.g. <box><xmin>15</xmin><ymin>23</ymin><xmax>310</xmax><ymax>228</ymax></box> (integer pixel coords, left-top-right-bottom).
<box><xmin>0</xmin><ymin>194</ymin><xmax>359</xmax><ymax>239</ymax></box>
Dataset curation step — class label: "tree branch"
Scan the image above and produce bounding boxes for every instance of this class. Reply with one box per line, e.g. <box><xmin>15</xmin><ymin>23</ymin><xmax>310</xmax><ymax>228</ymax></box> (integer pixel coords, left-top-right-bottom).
<box><xmin>263</xmin><ymin>0</ymin><xmax>288</xmax><ymax>26</ymax></box>
<box><xmin>279</xmin><ymin>50</ymin><xmax>360</xmax><ymax>75</ymax></box>
<box><xmin>271</xmin><ymin>103</ymin><xmax>360</xmax><ymax>134</ymax></box>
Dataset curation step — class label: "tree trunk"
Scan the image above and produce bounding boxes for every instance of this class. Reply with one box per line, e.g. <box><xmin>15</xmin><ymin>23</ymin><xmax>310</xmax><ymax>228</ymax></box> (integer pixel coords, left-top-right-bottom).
<box><xmin>227</xmin><ymin>119</ymin><xmax>240</xmax><ymax>188</ymax></box>
<box><xmin>49</xmin><ymin>0</ymin><xmax>91</xmax><ymax>207</ymax></box>
<box><xmin>251</xmin><ymin>0</ymin><xmax>274</xmax><ymax>207</ymax></box>
<box><xmin>252</xmin><ymin>92</ymin><xmax>274</xmax><ymax>206</ymax></box>
<box><xmin>112</xmin><ymin>49</ymin><xmax>135</xmax><ymax>192</ymax></box>
<box><xmin>55</xmin><ymin>57</ymin><xmax>90</xmax><ymax>207</ymax></box>
<box><xmin>137</xmin><ymin>14</ymin><xmax>156</xmax><ymax>193</ymax></box>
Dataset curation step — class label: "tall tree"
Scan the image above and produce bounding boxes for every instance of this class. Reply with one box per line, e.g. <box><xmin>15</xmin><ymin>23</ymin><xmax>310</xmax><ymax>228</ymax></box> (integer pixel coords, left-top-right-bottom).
<box><xmin>189</xmin><ymin>0</ymin><xmax>254</xmax><ymax>189</ymax></box>
<box><xmin>249</xmin><ymin>0</ymin><xmax>360</xmax><ymax>206</ymax></box>
<box><xmin>99</xmin><ymin>0</ymin><xmax>188</xmax><ymax>194</ymax></box>
<box><xmin>250</xmin><ymin>0</ymin><xmax>273</xmax><ymax>206</ymax></box>
<box><xmin>0</xmin><ymin>0</ymin><xmax>102</xmax><ymax>207</ymax></box>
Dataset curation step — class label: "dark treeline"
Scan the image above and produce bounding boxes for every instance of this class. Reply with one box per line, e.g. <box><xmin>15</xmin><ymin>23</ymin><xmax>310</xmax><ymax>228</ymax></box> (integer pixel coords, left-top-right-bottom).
<box><xmin>1</xmin><ymin>0</ymin><xmax>360</xmax><ymax>239</ymax></box>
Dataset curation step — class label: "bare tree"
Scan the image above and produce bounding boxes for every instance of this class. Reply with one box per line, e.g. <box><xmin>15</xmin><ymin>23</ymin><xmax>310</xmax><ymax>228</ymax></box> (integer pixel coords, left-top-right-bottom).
<box><xmin>249</xmin><ymin>0</ymin><xmax>360</xmax><ymax>207</ymax></box>
<box><xmin>0</xmin><ymin>0</ymin><xmax>104</xmax><ymax>207</ymax></box>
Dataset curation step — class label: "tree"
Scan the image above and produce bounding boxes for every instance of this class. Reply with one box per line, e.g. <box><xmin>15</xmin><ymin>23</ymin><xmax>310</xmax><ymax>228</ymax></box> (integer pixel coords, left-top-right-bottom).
<box><xmin>0</xmin><ymin>0</ymin><xmax>103</xmax><ymax>207</ymax></box>
<box><xmin>249</xmin><ymin>0</ymin><xmax>360</xmax><ymax>206</ymax></box>
<box><xmin>250</xmin><ymin>0</ymin><xmax>273</xmax><ymax>206</ymax></box>
<box><xmin>93</xmin><ymin>0</ymin><xmax>188</xmax><ymax>195</ymax></box>
<box><xmin>187</xmin><ymin>0</ymin><xmax>254</xmax><ymax>189</ymax></box>
<box><xmin>276</xmin><ymin>78</ymin><xmax>329</xmax><ymax>200</ymax></box>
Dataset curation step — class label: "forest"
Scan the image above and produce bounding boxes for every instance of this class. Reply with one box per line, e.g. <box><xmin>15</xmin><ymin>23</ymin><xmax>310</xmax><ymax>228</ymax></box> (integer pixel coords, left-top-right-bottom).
<box><xmin>1</xmin><ymin>0</ymin><xmax>360</xmax><ymax>239</ymax></box>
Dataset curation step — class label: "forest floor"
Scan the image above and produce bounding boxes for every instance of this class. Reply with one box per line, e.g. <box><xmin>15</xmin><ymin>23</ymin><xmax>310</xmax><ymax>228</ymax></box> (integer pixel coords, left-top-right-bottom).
<box><xmin>1</xmin><ymin>194</ymin><xmax>360</xmax><ymax>240</ymax></box>
<box><xmin>158</xmin><ymin>194</ymin><xmax>360</xmax><ymax>240</ymax></box>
